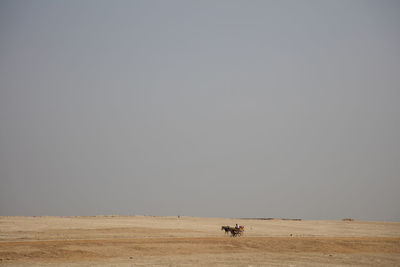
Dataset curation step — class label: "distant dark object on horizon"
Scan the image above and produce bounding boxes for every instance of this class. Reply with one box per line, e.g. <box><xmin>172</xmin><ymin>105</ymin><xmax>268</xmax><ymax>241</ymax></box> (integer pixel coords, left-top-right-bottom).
<box><xmin>240</xmin><ymin>218</ymin><xmax>302</xmax><ymax>221</ymax></box>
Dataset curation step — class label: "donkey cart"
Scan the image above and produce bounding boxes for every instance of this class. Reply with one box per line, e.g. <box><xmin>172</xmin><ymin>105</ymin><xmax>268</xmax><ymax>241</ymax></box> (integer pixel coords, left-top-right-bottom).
<box><xmin>221</xmin><ymin>225</ymin><xmax>244</xmax><ymax>237</ymax></box>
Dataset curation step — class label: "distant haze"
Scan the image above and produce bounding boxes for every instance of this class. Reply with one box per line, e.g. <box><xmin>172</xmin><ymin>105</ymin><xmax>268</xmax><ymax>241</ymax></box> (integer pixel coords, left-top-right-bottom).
<box><xmin>1</xmin><ymin>0</ymin><xmax>399</xmax><ymax>221</ymax></box>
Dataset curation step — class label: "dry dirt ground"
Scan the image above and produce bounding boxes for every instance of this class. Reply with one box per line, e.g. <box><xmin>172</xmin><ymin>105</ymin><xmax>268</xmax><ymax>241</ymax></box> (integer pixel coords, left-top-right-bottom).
<box><xmin>1</xmin><ymin>216</ymin><xmax>399</xmax><ymax>266</ymax></box>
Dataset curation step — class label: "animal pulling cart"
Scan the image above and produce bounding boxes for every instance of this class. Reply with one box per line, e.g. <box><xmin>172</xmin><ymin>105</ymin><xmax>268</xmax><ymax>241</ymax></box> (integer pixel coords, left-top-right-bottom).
<box><xmin>221</xmin><ymin>225</ymin><xmax>244</xmax><ymax>237</ymax></box>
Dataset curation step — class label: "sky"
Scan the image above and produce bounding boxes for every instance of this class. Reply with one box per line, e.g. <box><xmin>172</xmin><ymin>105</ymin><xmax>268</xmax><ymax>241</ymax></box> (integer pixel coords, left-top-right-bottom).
<box><xmin>0</xmin><ymin>0</ymin><xmax>399</xmax><ymax>221</ymax></box>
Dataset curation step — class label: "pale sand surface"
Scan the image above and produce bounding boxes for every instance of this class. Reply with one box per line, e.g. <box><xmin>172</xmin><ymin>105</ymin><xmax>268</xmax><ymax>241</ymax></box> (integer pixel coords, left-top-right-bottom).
<box><xmin>1</xmin><ymin>216</ymin><xmax>399</xmax><ymax>266</ymax></box>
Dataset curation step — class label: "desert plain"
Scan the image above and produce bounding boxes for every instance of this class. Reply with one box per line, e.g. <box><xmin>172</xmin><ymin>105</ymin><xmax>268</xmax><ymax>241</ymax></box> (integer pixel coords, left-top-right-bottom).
<box><xmin>0</xmin><ymin>215</ymin><xmax>399</xmax><ymax>266</ymax></box>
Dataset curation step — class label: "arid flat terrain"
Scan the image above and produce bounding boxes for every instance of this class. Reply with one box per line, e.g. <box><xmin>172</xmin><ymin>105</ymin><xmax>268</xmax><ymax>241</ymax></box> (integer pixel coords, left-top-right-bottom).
<box><xmin>0</xmin><ymin>216</ymin><xmax>399</xmax><ymax>266</ymax></box>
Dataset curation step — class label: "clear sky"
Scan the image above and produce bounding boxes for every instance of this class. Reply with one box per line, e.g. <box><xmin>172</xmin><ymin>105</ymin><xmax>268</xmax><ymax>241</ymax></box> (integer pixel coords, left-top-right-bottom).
<box><xmin>1</xmin><ymin>0</ymin><xmax>399</xmax><ymax>221</ymax></box>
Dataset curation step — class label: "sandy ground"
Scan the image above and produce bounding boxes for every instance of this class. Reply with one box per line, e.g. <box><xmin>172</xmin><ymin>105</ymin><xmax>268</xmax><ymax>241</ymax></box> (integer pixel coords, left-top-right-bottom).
<box><xmin>0</xmin><ymin>216</ymin><xmax>399</xmax><ymax>266</ymax></box>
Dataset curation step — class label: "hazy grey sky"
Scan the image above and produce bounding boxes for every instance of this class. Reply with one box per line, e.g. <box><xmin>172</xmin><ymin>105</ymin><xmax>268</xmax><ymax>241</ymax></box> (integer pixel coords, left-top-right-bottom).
<box><xmin>1</xmin><ymin>0</ymin><xmax>399</xmax><ymax>221</ymax></box>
